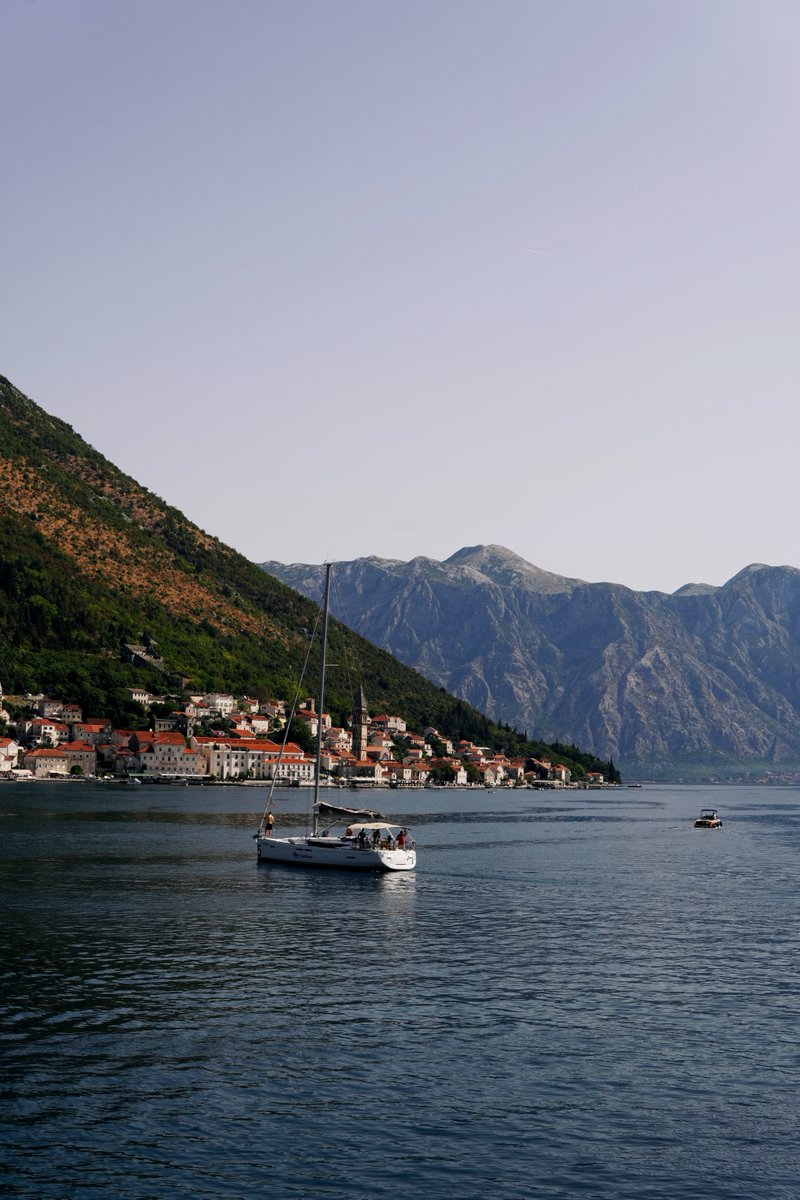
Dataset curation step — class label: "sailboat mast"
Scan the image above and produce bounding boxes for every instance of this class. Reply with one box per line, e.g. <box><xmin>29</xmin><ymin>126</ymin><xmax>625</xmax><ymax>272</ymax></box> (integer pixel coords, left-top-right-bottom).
<box><xmin>312</xmin><ymin>562</ymin><xmax>332</xmax><ymax>834</ymax></box>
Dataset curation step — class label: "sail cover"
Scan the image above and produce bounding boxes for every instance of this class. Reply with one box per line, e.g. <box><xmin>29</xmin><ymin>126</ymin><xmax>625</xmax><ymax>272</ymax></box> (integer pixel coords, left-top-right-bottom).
<box><xmin>317</xmin><ymin>801</ymin><xmax>384</xmax><ymax>821</ymax></box>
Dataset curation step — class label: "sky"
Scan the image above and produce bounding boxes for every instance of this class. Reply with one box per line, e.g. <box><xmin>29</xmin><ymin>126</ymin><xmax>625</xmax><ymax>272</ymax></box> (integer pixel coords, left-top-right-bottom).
<box><xmin>2</xmin><ymin>0</ymin><xmax>800</xmax><ymax>594</ymax></box>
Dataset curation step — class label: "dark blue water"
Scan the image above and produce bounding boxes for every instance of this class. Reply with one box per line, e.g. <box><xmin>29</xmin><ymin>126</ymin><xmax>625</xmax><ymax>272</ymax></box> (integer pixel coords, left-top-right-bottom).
<box><xmin>2</xmin><ymin>782</ymin><xmax>799</xmax><ymax>1198</ymax></box>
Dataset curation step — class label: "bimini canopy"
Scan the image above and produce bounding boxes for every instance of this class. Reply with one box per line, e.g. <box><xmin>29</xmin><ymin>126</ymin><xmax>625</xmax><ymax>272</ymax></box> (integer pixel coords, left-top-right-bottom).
<box><xmin>317</xmin><ymin>801</ymin><xmax>383</xmax><ymax>821</ymax></box>
<box><xmin>346</xmin><ymin>822</ymin><xmax>404</xmax><ymax>832</ymax></box>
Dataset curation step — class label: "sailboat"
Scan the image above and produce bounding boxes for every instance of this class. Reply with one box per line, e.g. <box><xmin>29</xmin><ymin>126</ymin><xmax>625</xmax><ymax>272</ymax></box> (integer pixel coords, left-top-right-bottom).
<box><xmin>254</xmin><ymin>563</ymin><xmax>417</xmax><ymax>872</ymax></box>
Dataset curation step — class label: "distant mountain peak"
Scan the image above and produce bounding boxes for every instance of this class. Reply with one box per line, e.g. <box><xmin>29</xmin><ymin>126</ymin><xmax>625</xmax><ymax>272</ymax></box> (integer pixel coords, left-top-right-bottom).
<box><xmin>673</xmin><ymin>581</ymin><xmax>717</xmax><ymax>597</ymax></box>
<box><xmin>729</xmin><ymin>562</ymin><xmax>794</xmax><ymax>580</ymax></box>
<box><xmin>732</xmin><ymin>562</ymin><xmax>771</xmax><ymax>577</ymax></box>
<box><xmin>444</xmin><ymin>545</ymin><xmax>584</xmax><ymax>593</ymax></box>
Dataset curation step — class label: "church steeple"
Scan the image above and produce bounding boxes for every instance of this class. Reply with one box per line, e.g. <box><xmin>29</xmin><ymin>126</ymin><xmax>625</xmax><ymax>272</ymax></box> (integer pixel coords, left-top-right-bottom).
<box><xmin>351</xmin><ymin>686</ymin><xmax>369</xmax><ymax>759</ymax></box>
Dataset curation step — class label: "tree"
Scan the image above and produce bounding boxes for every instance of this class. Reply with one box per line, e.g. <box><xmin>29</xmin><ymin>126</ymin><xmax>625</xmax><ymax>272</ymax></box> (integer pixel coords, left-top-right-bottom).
<box><xmin>195</xmin><ymin>715</ymin><xmax>231</xmax><ymax>737</ymax></box>
<box><xmin>429</xmin><ymin>761</ymin><xmax>456</xmax><ymax>784</ymax></box>
<box><xmin>283</xmin><ymin>718</ymin><xmax>315</xmax><ymax>756</ymax></box>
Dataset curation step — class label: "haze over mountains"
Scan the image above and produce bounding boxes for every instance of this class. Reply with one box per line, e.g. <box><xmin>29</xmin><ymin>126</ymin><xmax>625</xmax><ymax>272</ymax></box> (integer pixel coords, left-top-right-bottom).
<box><xmin>263</xmin><ymin>546</ymin><xmax>800</xmax><ymax>777</ymax></box>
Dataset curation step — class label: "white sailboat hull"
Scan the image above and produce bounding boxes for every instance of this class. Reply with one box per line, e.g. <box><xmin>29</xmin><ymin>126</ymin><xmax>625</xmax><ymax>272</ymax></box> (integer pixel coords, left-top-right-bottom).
<box><xmin>256</xmin><ymin>835</ymin><xmax>416</xmax><ymax>872</ymax></box>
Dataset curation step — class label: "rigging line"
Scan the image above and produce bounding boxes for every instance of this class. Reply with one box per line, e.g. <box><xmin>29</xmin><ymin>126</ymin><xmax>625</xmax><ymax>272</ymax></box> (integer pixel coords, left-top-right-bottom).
<box><xmin>256</xmin><ymin>596</ymin><xmax>324</xmax><ymax>836</ymax></box>
<box><xmin>330</xmin><ymin>569</ymin><xmax>361</xmax><ymax>710</ymax></box>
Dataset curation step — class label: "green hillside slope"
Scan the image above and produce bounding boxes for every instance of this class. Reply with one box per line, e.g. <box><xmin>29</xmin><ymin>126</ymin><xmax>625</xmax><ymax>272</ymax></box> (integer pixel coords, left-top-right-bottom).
<box><xmin>0</xmin><ymin>375</ymin><xmax>614</xmax><ymax>777</ymax></box>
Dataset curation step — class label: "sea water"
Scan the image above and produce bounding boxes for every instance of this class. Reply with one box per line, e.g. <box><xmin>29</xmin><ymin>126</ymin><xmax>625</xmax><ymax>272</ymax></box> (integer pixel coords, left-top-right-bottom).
<box><xmin>1</xmin><ymin>782</ymin><xmax>799</xmax><ymax>1199</ymax></box>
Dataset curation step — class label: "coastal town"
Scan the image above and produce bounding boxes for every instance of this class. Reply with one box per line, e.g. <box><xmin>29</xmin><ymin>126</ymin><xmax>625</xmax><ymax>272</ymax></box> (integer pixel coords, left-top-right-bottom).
<box><xmin>0</xmin><ymin>684</ymin><xmax>604</xmax><ymax>788</ymax></box>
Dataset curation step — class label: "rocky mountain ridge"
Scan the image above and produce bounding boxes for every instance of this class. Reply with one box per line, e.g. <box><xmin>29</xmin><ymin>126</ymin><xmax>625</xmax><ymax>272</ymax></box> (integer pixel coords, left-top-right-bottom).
<box><xmin>262</xmin><ymin>547</ymin><xmax>800</xmax><ymax>776</ymax></box>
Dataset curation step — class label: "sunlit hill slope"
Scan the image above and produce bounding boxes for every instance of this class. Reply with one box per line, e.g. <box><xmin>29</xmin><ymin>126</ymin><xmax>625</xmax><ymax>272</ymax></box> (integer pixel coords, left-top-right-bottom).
<box><xmin>0</xmin><ymin>375</ymin><xmax>611</xmax><ymax>774</ymax></box>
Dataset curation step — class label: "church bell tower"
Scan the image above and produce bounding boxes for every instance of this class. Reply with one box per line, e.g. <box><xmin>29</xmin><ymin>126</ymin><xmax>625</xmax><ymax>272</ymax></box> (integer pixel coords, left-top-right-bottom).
<box><xmin>351</xmin><ymin>686</ymin><xmax>369</xmax><ymax>759</ymax></box>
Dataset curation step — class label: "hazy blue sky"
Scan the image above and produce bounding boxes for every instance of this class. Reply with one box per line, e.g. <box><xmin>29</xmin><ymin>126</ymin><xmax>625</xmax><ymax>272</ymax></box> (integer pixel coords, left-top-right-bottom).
<box><xmin>3</xmin><ymin>0</ymin><xmax>799</xmax><ymax>592</ymax></box>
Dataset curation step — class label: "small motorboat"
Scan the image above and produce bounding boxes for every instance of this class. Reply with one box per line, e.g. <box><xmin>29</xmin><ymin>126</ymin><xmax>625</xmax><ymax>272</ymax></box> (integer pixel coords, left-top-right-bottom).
<box><xmin>694</xmin><ymin>808</ymin><xmax>722</xmax><ymax>828</ymax></box>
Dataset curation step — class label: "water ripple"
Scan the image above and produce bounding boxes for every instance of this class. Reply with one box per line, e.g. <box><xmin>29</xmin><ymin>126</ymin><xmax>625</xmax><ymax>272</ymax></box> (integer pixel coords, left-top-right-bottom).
<box><xmin>2</xmin><ymin>783</ymin><xmax>799</xmax><ymax>1197</ymax></box>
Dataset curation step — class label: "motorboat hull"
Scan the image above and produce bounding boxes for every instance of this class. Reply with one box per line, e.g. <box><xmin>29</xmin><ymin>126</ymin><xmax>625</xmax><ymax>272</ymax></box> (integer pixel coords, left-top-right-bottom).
<box><xmin>256</xmin><ymin>835</ymin><xmax>416</xmax><ymax>871</ymax></box>
<box><xmin>694</xmin><ymin>809</ymin><xmax>722</xmax><ymax>828</ymax></box>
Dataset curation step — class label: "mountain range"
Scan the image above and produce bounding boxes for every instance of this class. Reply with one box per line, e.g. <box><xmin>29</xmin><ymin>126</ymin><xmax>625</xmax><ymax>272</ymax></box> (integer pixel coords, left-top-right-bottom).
<box><xmin>262</xmin><ymin>546</ymin><xmax>800</xmax><ymax>778</ymax></box>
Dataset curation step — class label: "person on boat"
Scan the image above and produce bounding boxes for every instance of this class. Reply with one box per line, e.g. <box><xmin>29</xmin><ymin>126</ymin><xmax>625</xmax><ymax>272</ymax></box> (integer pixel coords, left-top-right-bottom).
<box><xmin>372</xmin><ymin>828</ymin><xmax>381</xmax><ymax>847</ymax></box>
<box><xmin>397</xmin><ymin>829</ymin><xmax>406</xmax><ymax>849</ymax></box>
<box><xmin>357</xmin><ymin>828</ymin><xmax>367</xmax><ymax>848</ymax></box>
<box><xmin>265</xmin><ymin>812</ymin><xmax>274</xmax><ymax>837</ymax></box>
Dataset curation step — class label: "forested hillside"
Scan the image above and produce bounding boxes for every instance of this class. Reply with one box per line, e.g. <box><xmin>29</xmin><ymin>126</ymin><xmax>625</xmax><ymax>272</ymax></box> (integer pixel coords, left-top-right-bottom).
<box><xmin>0</xmin><ymin>376</ymin><xmax>613</xmax><ymax>778</ymax></box>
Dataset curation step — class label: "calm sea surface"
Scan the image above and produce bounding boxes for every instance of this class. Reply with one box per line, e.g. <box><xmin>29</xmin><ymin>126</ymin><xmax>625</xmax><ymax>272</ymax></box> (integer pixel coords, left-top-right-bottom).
<box><xmin>1</xmin><ymin>781</ymin><xmax>799</xmax><ymax>1199</ymax></box>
